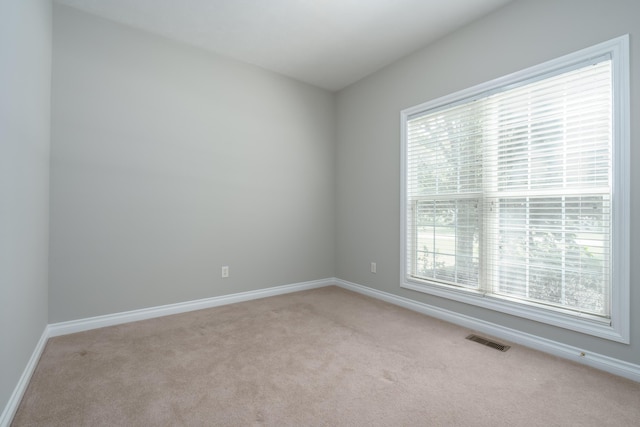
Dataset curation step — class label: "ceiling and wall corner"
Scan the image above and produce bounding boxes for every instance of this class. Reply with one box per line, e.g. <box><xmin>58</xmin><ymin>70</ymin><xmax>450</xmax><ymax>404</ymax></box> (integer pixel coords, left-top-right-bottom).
<box><xmin>53</xmin><ymin>0</ymin><xmax>514</xmax><ymax>91</ymax></box>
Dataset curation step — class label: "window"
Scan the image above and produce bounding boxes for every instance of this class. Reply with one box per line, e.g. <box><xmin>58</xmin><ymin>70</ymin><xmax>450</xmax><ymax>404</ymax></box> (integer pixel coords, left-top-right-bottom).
<box><xmin>401</xmin><ymin>36</ymin><xmax>629</xmax><ymax>343</ymax></box>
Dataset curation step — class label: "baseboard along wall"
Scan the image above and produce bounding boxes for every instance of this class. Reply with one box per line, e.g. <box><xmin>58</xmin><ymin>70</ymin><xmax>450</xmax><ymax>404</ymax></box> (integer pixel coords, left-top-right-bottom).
<box><xmin>2</xmin><ymin>277</ymin><xmax>639</xmax><ymax>426</ymax></box>
<box><xmin>47</xmin><ymin>279</ymin><xmax>332</xmax><ymax>337</ymax></box>
<box><xmin>0</xmin><ymin>278</ymin><xmax>330</xmax><ymax>427</ymax></box>
<box><xmin>334</xmin><ymin>279</ymin><xmax>640</xmax><ymax>384</ymax></box>
<box><xmin>0</xmin><ymin>329</ymin><xmax>49</xmax><ymax>427</ymax></box>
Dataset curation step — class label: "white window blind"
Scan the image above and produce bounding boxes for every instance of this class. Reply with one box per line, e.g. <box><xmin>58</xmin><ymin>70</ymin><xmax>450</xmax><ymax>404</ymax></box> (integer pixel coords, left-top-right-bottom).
<box><xmin>402</xmin><ymin>36</ymin><xmax>629</xmax><ymax>341</ymax></box>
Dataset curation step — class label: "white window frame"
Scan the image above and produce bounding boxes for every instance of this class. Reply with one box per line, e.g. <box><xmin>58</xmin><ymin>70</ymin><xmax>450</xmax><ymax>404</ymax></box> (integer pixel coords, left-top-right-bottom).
<box><xmin>400</xmin><ymin>35</ymin><xmax>630</xmax><ymax>343</ymax></box>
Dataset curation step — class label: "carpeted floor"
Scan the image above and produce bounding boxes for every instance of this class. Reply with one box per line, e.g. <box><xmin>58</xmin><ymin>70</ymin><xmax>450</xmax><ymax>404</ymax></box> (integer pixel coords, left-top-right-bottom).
<box><xmin>12</xmin><ymin>286</ymin><xmax>640</xmax><ymax>426</ymax></box>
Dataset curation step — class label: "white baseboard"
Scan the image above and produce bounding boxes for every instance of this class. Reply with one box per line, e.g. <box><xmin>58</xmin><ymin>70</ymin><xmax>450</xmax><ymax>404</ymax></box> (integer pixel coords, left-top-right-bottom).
<box><xmin>1</xmin><ymin>278</ymin><xmax>332</xmax><ymax>426</ymax></box>
<box><xmin>48</xmin><ymin>278</ymin><xmax>333</xmax><ymax>337</ymax></box>
<box><xmin>4</xmin><ymin>276</ymin><xmax>639</xmax><ymax>426</ymax></box>
<box><xmin>0</xmin><ymin>328</ymin><xmax>49</xmax><ymax>427</ymax></box>
<box><xmin>334</xmin><ymin>278</ymin><xmax>640</xmax><ymax>383</ymax></box>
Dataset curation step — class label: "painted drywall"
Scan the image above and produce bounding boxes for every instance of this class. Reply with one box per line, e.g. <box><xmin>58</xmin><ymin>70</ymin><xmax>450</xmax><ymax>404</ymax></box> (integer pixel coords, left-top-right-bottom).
<box><xmin>0</xmin><ymin>0</ymin><xmax>51</xmax><ymax>414</ymax></box>
<box><xmin>336</xmin><ymin>0</ymin><xmax>640</xmax><ymax>364</ymax></box>
<box><xmin>49</xmin><ymin>5</ymin><xmax>335</xmax><ymax>322</ymax></box>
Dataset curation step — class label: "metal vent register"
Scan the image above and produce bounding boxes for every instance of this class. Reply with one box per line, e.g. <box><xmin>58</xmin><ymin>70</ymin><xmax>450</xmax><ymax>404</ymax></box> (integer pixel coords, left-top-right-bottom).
<box><xmin>466</xmin><ymin>334</ymin><xmax>511</xmax><ymax>352</ymax></box>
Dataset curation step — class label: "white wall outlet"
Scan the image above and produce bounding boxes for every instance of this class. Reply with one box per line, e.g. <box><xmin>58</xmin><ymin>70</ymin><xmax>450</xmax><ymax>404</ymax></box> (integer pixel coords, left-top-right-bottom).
<box><xmin>371</xmin><ymin>262</ymin><xmax>377</xmax><ymax>274</ymax></box>
<box><xmin>221</xmin><ymin>266</ymin><xmax>229</xmax><ymax>278</ymax></box>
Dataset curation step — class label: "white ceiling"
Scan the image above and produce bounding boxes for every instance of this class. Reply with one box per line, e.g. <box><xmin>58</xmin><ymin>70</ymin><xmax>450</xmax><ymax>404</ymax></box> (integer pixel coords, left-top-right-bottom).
<box><xmin>55</xmin><ymin>0</ymin><xmax>513</xmax><ymax>91</ymax></box>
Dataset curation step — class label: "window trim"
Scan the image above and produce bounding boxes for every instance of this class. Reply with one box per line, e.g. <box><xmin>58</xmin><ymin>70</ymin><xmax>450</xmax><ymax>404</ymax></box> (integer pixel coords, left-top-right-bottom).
<box><xmin>400</xmin><ymin>35</ymin><xmax>630</xmax><ymax>343</ymax></box>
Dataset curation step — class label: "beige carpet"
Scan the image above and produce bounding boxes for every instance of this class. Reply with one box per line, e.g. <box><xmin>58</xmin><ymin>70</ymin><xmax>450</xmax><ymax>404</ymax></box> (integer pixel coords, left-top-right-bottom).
<box><xmin>12</xmin><ymin>286</ymin><xmax>640</xmax><ymax>426</ymax></box>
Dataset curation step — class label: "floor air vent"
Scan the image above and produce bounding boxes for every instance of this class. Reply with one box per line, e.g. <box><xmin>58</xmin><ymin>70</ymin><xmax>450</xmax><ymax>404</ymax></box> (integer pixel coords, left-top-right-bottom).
<box><xmin>466</xmin><ymin>334</ymin><xmax>511</xmax><ymax>352</ymax></box>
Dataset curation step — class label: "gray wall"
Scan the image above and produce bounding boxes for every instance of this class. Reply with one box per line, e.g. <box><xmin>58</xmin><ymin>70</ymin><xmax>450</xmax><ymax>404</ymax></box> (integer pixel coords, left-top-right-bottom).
<box><xmin>6</xmin><ymin>2</ymin><xmax>639</xmax><ymax>415</ymax></box>
<box><xmin>0</xmin><ymin>0</ymin><xmax>51</xmax><ymax>414</ymax></box>
<box><xmin>336</xmin><ymin>0</ymin><xmax>640</xmax><ymax>364</ymax></box>
<box><xmin>49</xmin><ymin>5</ymin><xmax>335</xmax><ymax>322</ymax></box>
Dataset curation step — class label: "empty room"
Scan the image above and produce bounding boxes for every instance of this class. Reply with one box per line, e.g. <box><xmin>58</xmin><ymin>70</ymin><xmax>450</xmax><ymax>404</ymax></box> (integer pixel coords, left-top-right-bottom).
<box><xmin>2</xmin><ymin>0</ymin><xmax>640</xmax><ymax>425</ymax></box>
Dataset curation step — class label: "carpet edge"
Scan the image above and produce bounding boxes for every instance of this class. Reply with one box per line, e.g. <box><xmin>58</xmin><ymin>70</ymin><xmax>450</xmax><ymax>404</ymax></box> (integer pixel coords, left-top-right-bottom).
<box><xmin>334</xmin><ymin>279</ymin><xmax>640</xmax><ymax>383</ymax></box>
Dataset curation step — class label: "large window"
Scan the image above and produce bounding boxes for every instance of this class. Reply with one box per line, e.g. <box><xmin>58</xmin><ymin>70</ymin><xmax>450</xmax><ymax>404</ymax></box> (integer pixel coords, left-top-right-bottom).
<box><xmin>401</xmin><ymin>36</ymin><xmax>629</xmax><ymax>342</ymax></box>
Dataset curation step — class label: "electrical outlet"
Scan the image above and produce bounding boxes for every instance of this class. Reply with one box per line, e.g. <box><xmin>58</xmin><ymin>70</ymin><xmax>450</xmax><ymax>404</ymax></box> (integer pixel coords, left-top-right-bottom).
<box><xmin>221</xmin><ymin>266</ymin><xmax>229</xmax><ymax>278</ymax></box>
<box><xmin>371</xmin><ymin>262</ymin><xmax>377</xmax><ymax>274</ymax></box>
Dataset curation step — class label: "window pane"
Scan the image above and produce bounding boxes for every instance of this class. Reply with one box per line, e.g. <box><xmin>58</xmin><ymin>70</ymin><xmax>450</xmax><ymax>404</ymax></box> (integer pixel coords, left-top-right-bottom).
<box><xmin>488</xmin><ymin>61</ymin><xmax>612</xmax><ymax>193</ymax></box>
<box><xmin>407</xmin><ymin>102</ymin><xmax>483</xmax><ymax>197</ymax></box>
<box><xmin>413</xmin><ymin>199</ymin><xmax>480</xmax><ymax>288</ymax></box>
<box><xmin>494</xmin><ymin>196</ymin><xmax>610</xmax><ymax>316</ymax></box>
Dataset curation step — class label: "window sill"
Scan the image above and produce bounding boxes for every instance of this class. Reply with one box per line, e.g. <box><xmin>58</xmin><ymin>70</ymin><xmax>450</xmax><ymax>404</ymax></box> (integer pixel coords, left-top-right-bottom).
<box><xmin>401</xmin><ymin>277</ymin><xmax>628</xmax><ymax>343</ymax></box>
